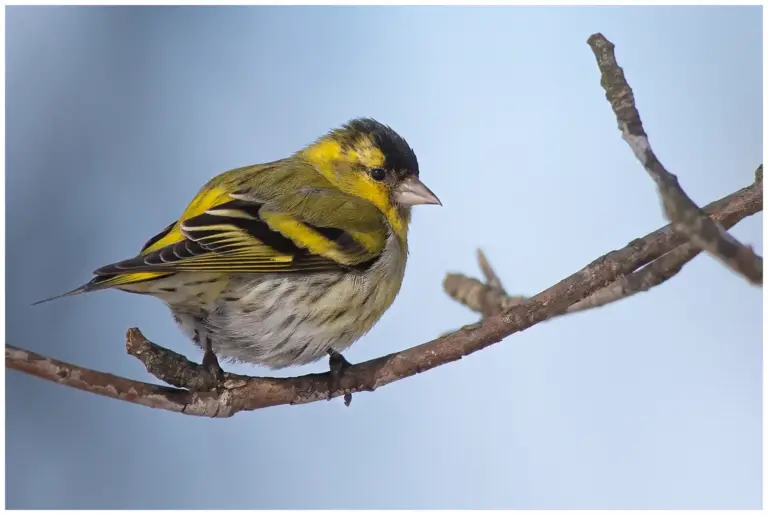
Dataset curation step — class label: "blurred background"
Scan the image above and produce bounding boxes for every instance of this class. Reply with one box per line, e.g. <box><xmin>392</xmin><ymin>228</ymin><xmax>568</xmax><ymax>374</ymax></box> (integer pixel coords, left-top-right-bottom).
<box><xmin>6</xmin><ymin>5</ymin><xmax>762</xmax><ymax>509</ymax></box>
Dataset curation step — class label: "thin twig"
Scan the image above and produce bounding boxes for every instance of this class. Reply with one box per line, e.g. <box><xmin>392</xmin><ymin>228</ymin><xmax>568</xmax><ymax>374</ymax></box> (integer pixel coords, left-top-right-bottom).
<box><xmin>476</xmin><ymin>249</ymin><xmax>506</xmax><ymax>294</ymax></box>
<box><xmin>587</xmin><ymin>33</ymin><xmax>762</xmax><ymax>285</ymax></box>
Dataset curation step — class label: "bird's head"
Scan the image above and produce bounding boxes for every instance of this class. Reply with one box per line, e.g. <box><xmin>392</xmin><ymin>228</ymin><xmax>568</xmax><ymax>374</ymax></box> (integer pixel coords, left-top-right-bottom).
<box><xmin>300</xmin><ymin>118</ymin><xmax>441</xmax><ymax>238</ymax></box>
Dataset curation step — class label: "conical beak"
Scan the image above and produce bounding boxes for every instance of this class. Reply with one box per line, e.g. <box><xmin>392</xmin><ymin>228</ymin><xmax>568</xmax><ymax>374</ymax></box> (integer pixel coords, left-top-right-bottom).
<box><xmin>394</xmin><ymin>176</ymin><xmax>442</xmax><ymax>207</ymax></box>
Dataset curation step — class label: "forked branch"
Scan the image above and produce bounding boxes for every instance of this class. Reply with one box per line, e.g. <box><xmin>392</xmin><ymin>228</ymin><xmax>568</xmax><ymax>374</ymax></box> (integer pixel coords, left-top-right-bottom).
<box><xmin>6</xmin><ymin>34</ymin><xmax>762</xmax><ymax>418</ymax></box>
<box><xmin>587</xmin><ymin>33</ymin><xmax>762</xmax><ymax>285</ymax></box>
<box><xmin>445</xmin><ymin>174</ymin><xmax>762</xmax><ymax>317</ymax></box>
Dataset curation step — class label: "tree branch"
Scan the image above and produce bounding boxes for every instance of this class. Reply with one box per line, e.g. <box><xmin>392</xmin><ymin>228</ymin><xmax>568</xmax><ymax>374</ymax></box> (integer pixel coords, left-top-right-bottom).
<box><xmin>587</xmin><ymin>33</ymin><xmax>763</xmax><ymax>285</ymax></box>
<box><xmin>7</xmin><ymin>170</ymin><xmax>761</xmax><ymax>417</ymax></box>
<box><xmin>6</xmin><ymin>33</ymin><xmax>762</xmax><ymax>419</ymax></box>
<box><xmin>445</xmin><ymin>173</ymin><xmax>762</xmax><ymax>316</ymax></box>
<box><xmin>5</xmin><ymin>345</ymin><xmax>194</xmax><ymax>413</ymax></box>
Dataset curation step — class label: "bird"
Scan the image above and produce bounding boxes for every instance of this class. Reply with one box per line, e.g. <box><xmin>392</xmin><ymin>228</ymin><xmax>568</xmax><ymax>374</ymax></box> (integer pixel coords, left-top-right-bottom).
<box><xmin>36</xmin><ymin>118</ymin><xmax>441</xmax><ymax>388</ymax></box>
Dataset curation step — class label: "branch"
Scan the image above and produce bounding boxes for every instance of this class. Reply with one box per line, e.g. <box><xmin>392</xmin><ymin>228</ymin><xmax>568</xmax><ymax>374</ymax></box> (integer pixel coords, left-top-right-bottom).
<box><xmin>5</xmin><ymin>346</ymin><xmax>194</xmax><ymax>412</ymax></box>
<box><xmin>6</xmin><ymin>34</ymin><xmax>762</xmax><ymax>418</ymax></box>
<box><xmin>445</xmin><ymin>173</ymin><xmax>762</xmax><ymax>316</ymax></box>
<box><xmin>7</xmin><ymin>172</ymin><xmax>761</xmax><ymax>417</ymax></box>
<box><xmin>587</xmin><ymin>33</ymin><xmax>763</xmax><ymax>285</ymax></box>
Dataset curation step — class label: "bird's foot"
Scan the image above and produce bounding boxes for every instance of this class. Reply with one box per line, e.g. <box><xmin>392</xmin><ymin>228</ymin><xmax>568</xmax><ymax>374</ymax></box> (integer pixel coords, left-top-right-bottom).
<box><xmin>327</xmin><ymin>349</ymin><xmax>353</xmax><ymax>406</ymax></box>
<box><xmin>198</xmin><ymin>347</ymin><xmax>227</xmax><ymax>393</ymax></box>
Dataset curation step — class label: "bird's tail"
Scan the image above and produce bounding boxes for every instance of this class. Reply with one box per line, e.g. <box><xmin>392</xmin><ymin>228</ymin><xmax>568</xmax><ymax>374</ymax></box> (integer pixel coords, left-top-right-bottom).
<box><xmin>32</xmin><ymin>271</ymin><xmax>172</xmax><ymax>306</ymax></box>
<box><xmin>32</xmin><ymin>283</ymin><xmax>94</xmax><ymax>306</ymax></box>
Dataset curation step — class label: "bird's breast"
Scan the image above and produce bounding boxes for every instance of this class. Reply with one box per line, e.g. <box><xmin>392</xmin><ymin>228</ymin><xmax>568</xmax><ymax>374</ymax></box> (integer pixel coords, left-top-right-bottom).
<box><xmin>176</xmin><ymin>231</ymin><xmax>408</xmax><ymax>368</ymax></box>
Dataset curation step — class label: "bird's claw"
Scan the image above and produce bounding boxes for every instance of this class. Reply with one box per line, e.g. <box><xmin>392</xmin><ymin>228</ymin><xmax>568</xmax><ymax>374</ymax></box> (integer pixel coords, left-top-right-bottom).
<box><xmin>199</xmin><ymin>348</ymin><xmax>227</xmax><ymax>394</ymax></box>
<box><xmin>327</xmin><ymin>349</ymin><xmax>353</xmax><ymax>406</ymax></box>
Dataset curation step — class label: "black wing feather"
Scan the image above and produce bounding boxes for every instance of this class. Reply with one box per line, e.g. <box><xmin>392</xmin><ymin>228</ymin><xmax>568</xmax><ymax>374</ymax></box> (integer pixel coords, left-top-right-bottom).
<box><xmin>93</xmin><ymin>199</ymin><xmax>378</xmax><ymax>276</ymax></box>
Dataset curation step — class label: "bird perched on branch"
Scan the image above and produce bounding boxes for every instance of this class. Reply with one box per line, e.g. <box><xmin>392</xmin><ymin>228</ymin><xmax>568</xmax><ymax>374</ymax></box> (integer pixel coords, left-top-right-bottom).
<box><xmin>36</xmin><ymin>118</ymin><xmax>441</xmax><ymax>388</ymax></box>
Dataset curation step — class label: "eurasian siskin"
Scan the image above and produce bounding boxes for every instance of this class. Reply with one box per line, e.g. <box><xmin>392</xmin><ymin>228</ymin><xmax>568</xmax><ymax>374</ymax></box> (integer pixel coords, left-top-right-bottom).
<box><xmin>37</xmin><ymin>118</ymin><xmax>440</xmax><ymax>383</ymax></box>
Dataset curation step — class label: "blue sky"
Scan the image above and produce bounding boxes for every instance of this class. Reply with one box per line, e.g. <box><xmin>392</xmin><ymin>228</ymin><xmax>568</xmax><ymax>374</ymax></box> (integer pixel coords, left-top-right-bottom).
<box><xmin>6</xmin><ymin>6</ymin><xmax>762</xmax><ymax>509</ymax></box>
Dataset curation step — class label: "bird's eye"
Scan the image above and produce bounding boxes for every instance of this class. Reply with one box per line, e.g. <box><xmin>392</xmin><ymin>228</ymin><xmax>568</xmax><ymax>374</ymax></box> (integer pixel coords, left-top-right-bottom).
<box><xmin>369</xmin><ymin>168</ymin><xmax>387</xmax><ymax>181</ymax></box>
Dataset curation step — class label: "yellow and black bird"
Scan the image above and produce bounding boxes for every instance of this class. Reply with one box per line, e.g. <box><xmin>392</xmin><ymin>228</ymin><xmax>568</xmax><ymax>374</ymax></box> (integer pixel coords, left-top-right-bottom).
<box><xmin>37</xmin><ymin>118</ymin><xmax>440</xmax><ymax>383</ymax></box>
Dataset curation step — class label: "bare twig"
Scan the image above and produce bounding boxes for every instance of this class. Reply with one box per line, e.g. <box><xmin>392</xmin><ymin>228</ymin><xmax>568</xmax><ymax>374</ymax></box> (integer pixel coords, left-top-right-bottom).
<box><xmin>7</xmin><ymin>174</ymin><xmax>761</xmax><ymax>417</ymax></box>
<box><xmin>476</xmin><ymin>249</ymin><xmax>506</xmax><ymax>294</ymax></box>
<box><xmin>443</xmin><ymin>274</ymin><xmax>524</xmax><ymax>318</ymax></box>
<box><xmin>445</xmin><ymin>174</ymin><xmax>762</xmax><ymax>316</ymax></box>
<box><xmin>587</xmin><ymin>33</ymin><xmax>762</xmax><ymax>285</ymax></box>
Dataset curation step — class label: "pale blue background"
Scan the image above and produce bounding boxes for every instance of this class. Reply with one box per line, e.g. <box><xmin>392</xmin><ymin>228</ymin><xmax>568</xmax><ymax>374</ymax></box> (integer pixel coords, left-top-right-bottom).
<box><xmin>6</xmin><ymin>6</ymin><xmax>762</xmax><ymax>509</ymax></box>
